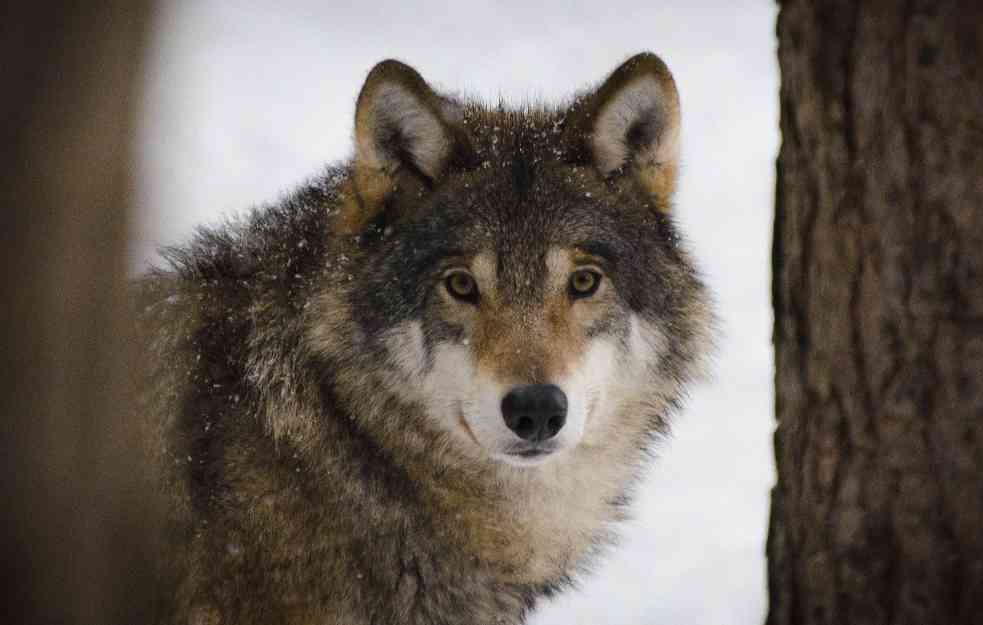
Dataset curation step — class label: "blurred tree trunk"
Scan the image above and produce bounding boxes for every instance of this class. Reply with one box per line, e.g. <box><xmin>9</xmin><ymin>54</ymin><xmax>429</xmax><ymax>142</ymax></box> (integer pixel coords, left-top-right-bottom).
<box><xmin>769</xmin><ymin>2</ymin><xmax>983</xmax><ymax>625</ymax></box>
<box><xmin>0</xmin><ymin>3</ymin><xmax>157</xmax><ymax>624</ymax></box>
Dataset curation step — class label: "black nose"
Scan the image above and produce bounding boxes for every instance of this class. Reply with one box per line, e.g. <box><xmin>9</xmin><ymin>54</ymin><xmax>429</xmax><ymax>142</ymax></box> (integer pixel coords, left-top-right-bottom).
<box><xmin>501</xmin><ymin>384</ymin><xmax>568</xmax><ymax>442</ymax></box>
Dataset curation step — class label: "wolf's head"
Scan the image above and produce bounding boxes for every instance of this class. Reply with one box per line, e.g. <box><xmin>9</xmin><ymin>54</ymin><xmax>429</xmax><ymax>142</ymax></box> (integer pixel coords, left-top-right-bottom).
<box><xmin>309</xmin><ymin>53</ymin><xmax>712</xmax><ymax>470</ymax></box>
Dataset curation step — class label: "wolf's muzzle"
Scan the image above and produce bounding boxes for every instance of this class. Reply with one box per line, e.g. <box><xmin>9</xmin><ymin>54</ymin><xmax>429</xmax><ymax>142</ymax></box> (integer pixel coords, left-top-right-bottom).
<box><xmin>500</xmin><ymin>384</ymin><xmax>567</xmax><ymax>442</ymax></box>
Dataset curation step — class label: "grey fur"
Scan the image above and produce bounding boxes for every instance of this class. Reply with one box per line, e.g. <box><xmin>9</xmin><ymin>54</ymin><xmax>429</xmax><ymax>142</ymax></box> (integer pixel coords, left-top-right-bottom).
<box><xmin>137</xmin><ymin>52</ymin><xmax>713</xmax><ymax>625</ymax></box>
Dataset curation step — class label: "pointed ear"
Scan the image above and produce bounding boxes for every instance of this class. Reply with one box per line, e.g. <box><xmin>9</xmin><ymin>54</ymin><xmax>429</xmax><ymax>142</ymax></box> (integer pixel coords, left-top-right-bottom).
<box><xmin>343</xmin><ymin>59</ymin><xmax>472</xmax><ymax>233</ymax></box>
<box><xmin>566</xmin><ymin>52</ymin><xmax>681</xmax><ymax>205</ymax></box>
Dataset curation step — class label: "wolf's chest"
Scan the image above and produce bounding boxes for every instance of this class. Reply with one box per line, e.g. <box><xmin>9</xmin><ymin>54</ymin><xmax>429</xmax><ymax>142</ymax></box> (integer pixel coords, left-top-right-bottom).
<box><xmin>439</xmin><ymin>446</ymin><xmax>636</xmax><ymax>585</ymax></box>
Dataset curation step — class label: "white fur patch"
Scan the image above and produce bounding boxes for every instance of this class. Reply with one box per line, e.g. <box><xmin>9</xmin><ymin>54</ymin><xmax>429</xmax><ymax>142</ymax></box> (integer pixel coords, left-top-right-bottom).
<box><xmin>592</xmin><ymin>76</ymin><xmax>680</xmax><ymax>175</ymax></box>
<box><xmin>557</xmin><ymin>314</ymin><xmax>670</xmax><ymax>446</ymax></box>
<box><xmin>382</xmin><ymin>319</ymin><xmax>427</xmax><ymax>385</ymax></box>
<box><xmin>382</xmin><ymin>322</ymin><xmax>498</xmax><ymax>453</ymax></box>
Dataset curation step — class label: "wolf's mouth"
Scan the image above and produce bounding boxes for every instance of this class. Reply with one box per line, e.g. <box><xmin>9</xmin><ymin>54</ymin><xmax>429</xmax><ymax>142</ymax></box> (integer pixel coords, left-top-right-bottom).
<box><xmin>511</xmin><ymin>449</ymin><xmax>551</xmax><ymax>458</ymax></box>
<box><xmin>506</xmin><ymin>443</ymin><xmax>558</xmax><ymax>459</ymax></box>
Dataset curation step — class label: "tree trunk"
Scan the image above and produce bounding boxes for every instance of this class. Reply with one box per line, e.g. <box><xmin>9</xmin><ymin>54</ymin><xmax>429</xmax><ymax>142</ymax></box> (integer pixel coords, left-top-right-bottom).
<box><xmin>769</xmin><ymin>2</ymin><xmax>983</xmax><ymax>625</ymax></box>
<box><xmin>0</xmin><ymin>4</ymin><xmax>156</xmax><ymax>624</ymax></box>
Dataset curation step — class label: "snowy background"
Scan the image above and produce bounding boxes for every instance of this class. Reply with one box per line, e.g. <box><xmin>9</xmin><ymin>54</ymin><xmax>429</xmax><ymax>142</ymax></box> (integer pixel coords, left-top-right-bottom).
<box><xmin>136</xmin><ymin>2</ymin><xmax>779</xmax><ymax>623</ymax></box>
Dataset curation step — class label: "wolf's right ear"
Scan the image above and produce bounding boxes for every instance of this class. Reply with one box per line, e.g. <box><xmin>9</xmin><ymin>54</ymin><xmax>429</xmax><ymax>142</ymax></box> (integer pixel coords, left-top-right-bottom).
<box><xmin>339</xmin><ymin>60</ymin><xmax>473</xmax><ymax>234</ymax></box>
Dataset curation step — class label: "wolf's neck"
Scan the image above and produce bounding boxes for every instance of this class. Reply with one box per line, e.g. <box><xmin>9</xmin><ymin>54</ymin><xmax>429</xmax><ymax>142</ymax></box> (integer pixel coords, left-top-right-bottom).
<box><xmin>316</xmin><ymin>387</ymin><xmax>646</xmax><ymax>587</ymax></box>
<box><xmin>392</xmin><ymin>432</ymin><xmax>643</xmax><ymax>586</ymax></box>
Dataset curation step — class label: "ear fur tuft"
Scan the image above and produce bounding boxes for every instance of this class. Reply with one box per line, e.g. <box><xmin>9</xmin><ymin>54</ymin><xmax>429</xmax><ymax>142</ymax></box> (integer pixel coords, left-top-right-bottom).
<box><xmin>567</xmin><ymin>52</ymin><xmax>681</xmax><ymax>203</ymax></box>
<box><xmin>355</xmin><ymin>61</ymin><xmax>450</xmax><ymax>181</ymax></box>
<box><xmin>348</xmin><ymin>60</ymin><xmax>470</xmax><ymax>229</ymax></box>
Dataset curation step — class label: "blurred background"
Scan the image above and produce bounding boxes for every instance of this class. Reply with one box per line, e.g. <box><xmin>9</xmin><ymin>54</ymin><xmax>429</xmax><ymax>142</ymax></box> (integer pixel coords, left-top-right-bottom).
<box><xmin>136</xmin><ymin>2</ymin><xmax>779</xmax><ymax>623</ymax></box>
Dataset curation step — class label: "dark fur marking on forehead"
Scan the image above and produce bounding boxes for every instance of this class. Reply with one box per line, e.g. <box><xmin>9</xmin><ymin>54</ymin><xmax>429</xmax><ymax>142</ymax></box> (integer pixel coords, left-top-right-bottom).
<box><xmin>460</xmin><ymin>103</ymin><xmax>569</xmax><ymax>172</ymax></box>
<box><xmin>511</xmin><ymin>149</ymin><xmax>535</xmax><ymax>199</ymax></box>
<box><xmin>574</xmin><ymin>240</ymin><xmax>619</xmax><ymax>265</ymax></box>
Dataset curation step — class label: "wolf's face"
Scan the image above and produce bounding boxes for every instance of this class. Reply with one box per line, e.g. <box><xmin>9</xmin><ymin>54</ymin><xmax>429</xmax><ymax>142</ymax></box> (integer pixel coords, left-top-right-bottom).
<box><xmin>312</xmin><ymin>54</ymin><xmax>710</xmax><ymax>470</ymax></box>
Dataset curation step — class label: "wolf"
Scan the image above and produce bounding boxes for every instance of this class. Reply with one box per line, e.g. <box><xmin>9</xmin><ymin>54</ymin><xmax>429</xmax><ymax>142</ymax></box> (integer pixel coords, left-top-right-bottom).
<box><xmin>137</xmin><ymin>51</ymin><xmax>713</xmax><ymax>625</ymax></box>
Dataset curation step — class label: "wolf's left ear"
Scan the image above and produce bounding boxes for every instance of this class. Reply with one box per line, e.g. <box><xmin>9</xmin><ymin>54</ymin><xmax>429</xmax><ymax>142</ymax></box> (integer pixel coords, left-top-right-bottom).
<box><xmin>342</xmin><ymin>59</ymin><xmax>473</xmax><ymax>233</ymax></box>
<box><xmin>566</xmin><ymin>52</ymin><xmax>681</xmax><ymax>205</ymax></box>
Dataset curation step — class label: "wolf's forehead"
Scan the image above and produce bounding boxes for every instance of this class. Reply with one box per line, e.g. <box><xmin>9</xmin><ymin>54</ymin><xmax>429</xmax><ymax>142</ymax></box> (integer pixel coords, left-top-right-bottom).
<box><xmin>434</xmin><ymin>198</ymin><xmax>615</xmax><ymax>274</ymax></box>
<box><xmin>462</xmin><ymin>105</ymin><xmax>566</xmax><ymax>150</ymax></box>
<box><xmin>459</xmin><ymin>247</ymin><xmax>577</xmax><ymax>305</ymax></box>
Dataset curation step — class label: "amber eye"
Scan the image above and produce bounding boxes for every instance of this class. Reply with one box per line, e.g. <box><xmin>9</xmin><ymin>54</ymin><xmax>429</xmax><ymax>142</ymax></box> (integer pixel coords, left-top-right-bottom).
<box><xmin>445</xmin><ymin>271</ymin><xmax>478</xmax><ymax>302</ymax></box>
<box><xmin>569</xmin><ymin>269</ymin><xmax>601</xmax><ymax>299</ymax></box>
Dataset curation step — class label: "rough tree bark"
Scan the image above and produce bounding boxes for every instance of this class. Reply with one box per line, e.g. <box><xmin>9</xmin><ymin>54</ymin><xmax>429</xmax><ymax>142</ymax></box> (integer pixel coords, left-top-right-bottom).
<box><xmin>0</xmin><ymin>4</ymin><xmax>156</xmax><ymax>624</ymax></box>
<box><xmin>768</xmin><ymin>2</ymin><xmax>983</xmax><ymax>625</ymax></box>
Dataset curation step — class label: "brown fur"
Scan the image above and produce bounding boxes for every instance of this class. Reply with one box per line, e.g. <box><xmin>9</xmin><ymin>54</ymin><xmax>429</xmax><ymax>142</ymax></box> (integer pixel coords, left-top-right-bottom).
<box><xmin>470</xmin><ymin>249</ymin><xmax>614</xmax><ymax>386</ymax></box>
<box><xmin>139</xmin><ymin>52</ymin><xmax>711</xmax><ymax>625</ymax></box>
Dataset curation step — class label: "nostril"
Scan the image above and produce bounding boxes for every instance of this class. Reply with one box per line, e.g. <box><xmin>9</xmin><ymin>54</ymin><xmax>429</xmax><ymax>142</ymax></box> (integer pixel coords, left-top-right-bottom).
<box><xmin>516</xmin><ymin>416</ymin><xmax>535</xmax><ymax>437</ymax></box>
<box><xmin>546</xmin><ymin>414</ymin><xmax>565</xmax><ymax>437</ymax></box>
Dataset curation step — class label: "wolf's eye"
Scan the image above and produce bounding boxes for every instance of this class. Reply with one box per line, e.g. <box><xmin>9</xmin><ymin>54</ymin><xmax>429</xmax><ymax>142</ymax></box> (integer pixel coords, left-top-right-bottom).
<box><xmin>569</xmin><ymin>269</ymin><xmax>601</xmax><ymax>299</ymax></box>
<box><xmin>445</xmin><ymin>271</ymin><xmax>479</xmax><ymax>302</ymax></box>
